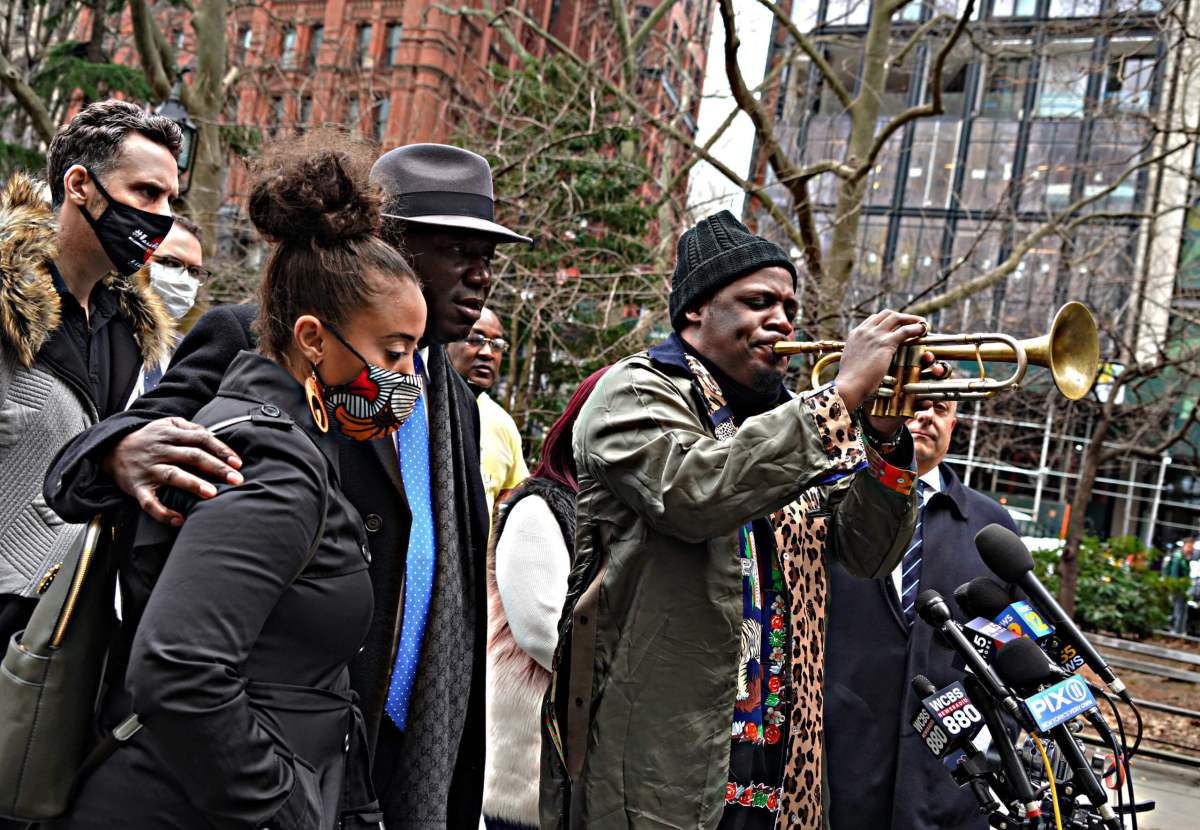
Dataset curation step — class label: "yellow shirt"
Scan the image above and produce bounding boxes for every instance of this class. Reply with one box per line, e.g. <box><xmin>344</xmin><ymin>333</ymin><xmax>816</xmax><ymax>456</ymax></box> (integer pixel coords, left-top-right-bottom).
<box><xmin>478</xmin><ymin>391</ymin><xmax>530</xmax><ymax>521</ymax></box>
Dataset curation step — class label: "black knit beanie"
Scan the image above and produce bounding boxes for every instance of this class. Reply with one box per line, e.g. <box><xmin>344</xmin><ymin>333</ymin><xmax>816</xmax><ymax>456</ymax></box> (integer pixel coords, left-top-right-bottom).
<box><xmin>668</xmin><ymin>210</ymin><xmax>797</xmax><ymax>331</ymax></box>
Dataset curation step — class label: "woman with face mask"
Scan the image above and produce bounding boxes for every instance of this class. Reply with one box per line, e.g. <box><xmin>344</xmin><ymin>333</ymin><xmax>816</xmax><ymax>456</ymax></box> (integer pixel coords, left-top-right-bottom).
<box><xmin>53</xmin><ymin>135</ymin><xmax>426</xmax><ymax>830</ymax></box>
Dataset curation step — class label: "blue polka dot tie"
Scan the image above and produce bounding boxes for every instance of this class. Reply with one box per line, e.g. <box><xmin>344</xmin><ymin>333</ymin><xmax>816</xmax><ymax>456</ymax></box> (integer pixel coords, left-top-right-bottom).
<box><xmin>901</xmin><ymin>481</ymin><xmax>926</xmax><ymax>628</ymax></box>
<box><xmin>384</xmin><ymin>352</ymin><xmax>436</xmax><ymax>730</ymax></box>
<box><xmin>142</xmin><ymin>363</ymin><xmax>164</xmax><ymax>393</ymax></box>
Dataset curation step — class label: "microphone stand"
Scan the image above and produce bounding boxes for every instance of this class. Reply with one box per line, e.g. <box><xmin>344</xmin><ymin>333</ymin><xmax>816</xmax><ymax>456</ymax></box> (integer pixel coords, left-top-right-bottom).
<box><xmin>962</xmin><ymin>675</ymin><xmax>1043</xmax><ymax>828</ymax></box>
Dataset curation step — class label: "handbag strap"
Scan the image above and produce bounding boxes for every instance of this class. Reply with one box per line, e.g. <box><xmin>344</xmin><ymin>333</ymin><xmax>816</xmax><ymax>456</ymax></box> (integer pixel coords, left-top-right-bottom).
<box><xmin>77</xmin><ymin>410</ymin><xmax>331</xmax><ymax>776</ymax></box>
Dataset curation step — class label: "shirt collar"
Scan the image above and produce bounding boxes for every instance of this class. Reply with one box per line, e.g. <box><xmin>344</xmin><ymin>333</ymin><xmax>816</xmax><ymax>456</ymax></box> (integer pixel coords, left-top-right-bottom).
<box><xmin>418</xmin><ymin>346</ymin><xmax>430</xmax><ymax>382</ymax></box>
<box><xmin>48</xmin><ymin>261</ymin><xmax>117</xmax><ymax>321</ymax></box>
<box><xmin>919</xmin><ymin>467</ymin><xmax>942</xmax><ymax>496</ymax></box>
<box><xmin>647</xmin><ymin>331</ymin><xmax>691</xmax><ymax>375</ymax></box>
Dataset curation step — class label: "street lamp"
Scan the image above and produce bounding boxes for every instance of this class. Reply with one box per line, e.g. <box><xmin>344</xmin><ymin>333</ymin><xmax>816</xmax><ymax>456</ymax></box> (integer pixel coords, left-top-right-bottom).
<box><xmin>154</xmin><ymin>70</ymin><xmax>197</xmax><ymax>194</ymax></box>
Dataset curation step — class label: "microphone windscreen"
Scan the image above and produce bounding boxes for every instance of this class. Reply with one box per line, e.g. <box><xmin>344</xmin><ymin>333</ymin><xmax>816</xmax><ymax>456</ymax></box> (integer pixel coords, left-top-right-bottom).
<box><xmin>912</xmin><ymin>674</ymin><xmax>937</xmax><ymax>696</ymax></box>
<box><xmin>975</xmin><ymin>524</ymin><xmax>1035</xmax><ymax>583</ymax></box>
<box><xmin>957</xmin><ymin>577</ymin><xmax>1015</xmax><ymax>619</ymax></box>
<box><xmin>916</xmin><ymin>589</ymin><xmax>950</xmax><ymax>626</ymax></box>
<box><xmin>993</xmin><ymin>636</ymin><xmax>1057</xmax><ymax>693</ymax></box>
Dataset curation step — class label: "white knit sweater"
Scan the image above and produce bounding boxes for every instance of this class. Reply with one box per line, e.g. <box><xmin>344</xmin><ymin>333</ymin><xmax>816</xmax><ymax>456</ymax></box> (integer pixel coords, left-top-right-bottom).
<box><xmin>483</xmin><ymin>495</ymin><xmax>570</xmax><ymax>826</ymax></box>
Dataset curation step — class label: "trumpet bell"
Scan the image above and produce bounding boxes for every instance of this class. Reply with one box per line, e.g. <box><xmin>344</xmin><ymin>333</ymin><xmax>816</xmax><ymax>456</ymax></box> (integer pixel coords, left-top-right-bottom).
<box><xmin>1040</xmin><ymin>301</ymin><xmax>1101</xmax><ymax>401</ymax></box>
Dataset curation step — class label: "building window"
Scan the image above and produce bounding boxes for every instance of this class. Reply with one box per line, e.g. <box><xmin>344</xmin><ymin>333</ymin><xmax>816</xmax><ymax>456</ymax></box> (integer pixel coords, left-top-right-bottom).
<box><xmin>281</xmin><ymin>26</ymin><xmax>297</xmax><ymax>69</ymax></box>
<box><xmin>461</xmin><ymin>20</ymin><xmax>481</xmax><ymax>65</ymax></box>
<box><xmin>269</xmin><ymin>96</ymin><xmax>284</xmax><ymax>137</ymax></box>
<box><xmin>1048</xmin><ymin>0</ymin><xmax>1103</xmax><ymax>16</ymax></box>
<box><xmin>355</xmin><ymin>23</ymin><xmax>373</xmax><ymax>68</ymax></box>
<box><xmin>823</xmin><ymin>0</ymin><xmax>870</xmax><ymax>26</ymax></box>
<box><xmin>298</xmin><ymin>96</ymin><xmax>313</xmax><ymax>132</ymax></box>
<box><xmin>992</xmin><ymin>0</ymin><xmax>1037</xmax><ymax>16</ymax></box>
<box><xmin>373</xmin><ymin>94</ymin><xmax>391</xmax><ymax>142</ymax></box>
<box><xmin>385</xmin><ymin>23</ymin><xmax>403</xmax><ymax>67</ymax></box>
<box><xmin>346</xmin><ymin>96</ymin><xmax>360</xmax><ymax>134</ymax></box>
<box><xmin>980</xmin><ymin>57</ymin><xmax>1029</xmax><ymax>119</ymax></box>
<box><xmin>307</xmin><ymin>25</ymin><xmax>324</xmax><ymax>68</ymax></box>
<box><xmin>237</xmin><ymin>26</ymin><xmax>252</xmax><ymax>63</ymax></box>
<box><xmin>1020</xmin><ymin>121</ymin><xmax>1083</xmax><ymax>211</ymax></box>
<box><xmin>1036</xmin><ymin>51</ymin><xmax>1091</xmax><ymax>118</ymax></box>
<box><xmin>1105</xmin><ymin>55</ymin><xmax>1154</xmax><ymax>113</ymax></box>
<box><xmin>896</xmin><ymin>0</ymin><xmax>923</xmax><ymax>21</ymax></box>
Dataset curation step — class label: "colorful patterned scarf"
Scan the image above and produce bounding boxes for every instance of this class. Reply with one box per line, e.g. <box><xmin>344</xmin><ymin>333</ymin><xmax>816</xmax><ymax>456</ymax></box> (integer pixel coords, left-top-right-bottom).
<box><xmin>682</xmin><ymin>354</ymin><xmax>836</xmax><ymax>829</ymax></box>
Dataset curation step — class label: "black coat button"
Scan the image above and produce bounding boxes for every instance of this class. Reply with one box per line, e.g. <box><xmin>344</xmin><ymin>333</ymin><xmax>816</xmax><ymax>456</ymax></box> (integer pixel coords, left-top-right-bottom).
<box><xmin>365</xmin><ymin>514</ymin><xmax>383</xmax><ymax>533</ymax></box>
<box><xmin>260</xmin><ymin>404</ymin><xmax>281</xmax><ymax>417</ymax></box>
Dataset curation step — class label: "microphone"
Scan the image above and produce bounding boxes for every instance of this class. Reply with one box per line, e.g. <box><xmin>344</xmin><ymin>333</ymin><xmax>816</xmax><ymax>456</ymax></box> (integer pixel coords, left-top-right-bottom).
<box><xmin>956</xmin><ymin>576</ymin><xmax>1085</xmax><ymax>672</ymax></box>
<box><xmin>975</xmin><ymin>524</ymin><xmax>1130</xmax><ymax>702</ymax></box>
<box><xmin>994</xmin><ymin>637</ymin><xmax>1122</xmax><ymax>829</ymax></box>
<box><xmin>910</xmin><ymin>677</ymin><xmax>985</xmax><ymax>758</ymax></box>
<box><xmin>915</xmin><ymin>589</ymin><xmax>1032</xmax><ymax>729</ymax></box>
<box><xmin>912</xmin><ymin>674</ymin><xmax>937</xmax><ymax>697</ymax></box>
<box><xmin>954</xmin><ymin>576</ymin><xmax>1016</xmax><ymax>619</ymax></box>
<box><xmin>916</xmin><ymin>592</ymin><xmax>1049</xmax><ymax>818</ymax></box>
<box><xmin>912</xmin><ymin>675</ymin><xmax>1002</xmax><ymax>816</ymax></box>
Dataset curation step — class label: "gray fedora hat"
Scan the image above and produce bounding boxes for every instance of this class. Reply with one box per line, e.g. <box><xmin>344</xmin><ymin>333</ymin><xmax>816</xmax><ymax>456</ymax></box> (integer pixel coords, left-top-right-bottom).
<box><xmin>370</xmin><ymin>143</ymin><xmax>531</xmax><ymax>244</ymax></box>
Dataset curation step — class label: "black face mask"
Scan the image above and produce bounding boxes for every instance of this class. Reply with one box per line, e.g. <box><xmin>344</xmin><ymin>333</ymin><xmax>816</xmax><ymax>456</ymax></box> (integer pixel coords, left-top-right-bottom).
<box><xmin>79</xmin><ymin>168</ymin><xmax>175</xmax><ymax>276</ymax></box>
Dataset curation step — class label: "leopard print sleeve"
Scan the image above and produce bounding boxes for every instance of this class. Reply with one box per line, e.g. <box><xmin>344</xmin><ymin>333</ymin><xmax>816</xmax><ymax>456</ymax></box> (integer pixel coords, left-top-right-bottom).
<box><xmin>798</xmin><ymin>382</ymin><xmax>865</xmax><ymax>478</ymax></box>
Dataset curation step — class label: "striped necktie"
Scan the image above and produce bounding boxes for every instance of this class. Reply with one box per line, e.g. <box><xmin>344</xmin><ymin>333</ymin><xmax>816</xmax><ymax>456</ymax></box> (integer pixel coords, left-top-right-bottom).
<box><xmin>901</xmin><ymin>480</ymin><xmax>927</xmax><ymax>628</ymax></box>
<box><xmin>383</xmin><ymin>352</ymin><xmax>436</xmax><ymax>730</ymax></box>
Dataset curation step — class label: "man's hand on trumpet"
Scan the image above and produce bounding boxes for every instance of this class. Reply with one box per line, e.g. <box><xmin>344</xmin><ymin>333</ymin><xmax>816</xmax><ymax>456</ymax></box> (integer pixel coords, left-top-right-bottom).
<box><xmin>834</xmin><ymin>309</ymin><xmax>947</xmax><ymax>436</ymax></box>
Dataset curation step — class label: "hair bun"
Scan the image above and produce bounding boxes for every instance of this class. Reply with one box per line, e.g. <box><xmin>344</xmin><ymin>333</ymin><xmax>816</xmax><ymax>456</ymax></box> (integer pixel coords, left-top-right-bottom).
<box><xmin>249</xmin><ymin>147</ymin><xmax>380</xmax><ymax>247</ymax></box>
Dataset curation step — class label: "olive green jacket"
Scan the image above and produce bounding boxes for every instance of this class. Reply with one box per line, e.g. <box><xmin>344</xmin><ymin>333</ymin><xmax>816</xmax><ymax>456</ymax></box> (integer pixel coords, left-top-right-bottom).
<box><xmin>540</xmin><ymin>349</ymin><xmax>917</xmax><ymax>830</ymax></box>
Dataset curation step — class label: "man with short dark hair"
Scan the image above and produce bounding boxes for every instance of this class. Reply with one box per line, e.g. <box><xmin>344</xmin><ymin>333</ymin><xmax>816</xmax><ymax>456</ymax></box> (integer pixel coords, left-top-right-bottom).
<box><xmin>447</xmin><ymin>306</ymin><xmax>528</xmax><ymax>518</ymax></box>
<box><xmin>543</xmin><ymin>210</ymin><xmax>932</xmax><ymax>829</ymax></box>
<box><xmin>824</xmin><ymin>395</ymin><xmax>1019</xmax><ymax>830</ymax></box>
<box><xmin>44</xmin><ymin>142</ymin><xmax>530</xmax><ymax>830</ymax></box>
<box><xmin>0</xmin><ymin>99</ymin><xmax>179</xmax><ymax>639</ymax></box>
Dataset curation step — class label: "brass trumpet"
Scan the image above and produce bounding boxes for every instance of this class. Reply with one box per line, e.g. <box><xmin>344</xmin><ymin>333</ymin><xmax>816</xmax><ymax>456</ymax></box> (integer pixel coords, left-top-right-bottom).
<box><xmin>772</xmin><ymin>302</ymin><xmax>1101</xmax><ymax>418</ymax></box>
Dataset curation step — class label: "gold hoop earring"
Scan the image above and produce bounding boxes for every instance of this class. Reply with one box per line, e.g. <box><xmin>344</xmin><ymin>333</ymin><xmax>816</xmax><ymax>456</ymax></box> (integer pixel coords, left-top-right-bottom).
<box><xmin>305</xmin><ymin>372</ymin><xmax>329</xmax><ymax>433</ymax></box>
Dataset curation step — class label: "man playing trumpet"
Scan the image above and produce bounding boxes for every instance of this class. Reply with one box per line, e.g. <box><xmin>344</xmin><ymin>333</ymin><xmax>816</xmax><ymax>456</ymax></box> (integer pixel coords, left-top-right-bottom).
<box><xmin>541</xmin><ymin>210</ymin><xmax>945</xmax><ymax>830</ymax></box>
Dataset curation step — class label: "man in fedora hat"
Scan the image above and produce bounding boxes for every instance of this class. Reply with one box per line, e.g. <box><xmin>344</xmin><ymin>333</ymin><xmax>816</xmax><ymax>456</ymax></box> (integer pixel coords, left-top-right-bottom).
<box><xmin>44</xmin><ymin>140</ymin><xmax>531</xmax><ymax>829</ymax></box>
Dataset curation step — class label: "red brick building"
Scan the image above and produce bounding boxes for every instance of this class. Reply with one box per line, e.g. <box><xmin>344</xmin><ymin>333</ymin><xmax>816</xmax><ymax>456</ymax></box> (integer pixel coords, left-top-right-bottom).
<box><xmin>118</xmin><ymin>2</ymin><xmax>710</xmax><ymax>200</ymax></box>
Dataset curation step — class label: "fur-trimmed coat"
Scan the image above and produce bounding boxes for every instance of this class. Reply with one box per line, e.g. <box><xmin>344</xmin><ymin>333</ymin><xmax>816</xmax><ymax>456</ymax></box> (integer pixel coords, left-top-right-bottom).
<box><xmin>0</xmin><ymin>173</ymin><xmax>173</xmax><ymax>597</ymax></box>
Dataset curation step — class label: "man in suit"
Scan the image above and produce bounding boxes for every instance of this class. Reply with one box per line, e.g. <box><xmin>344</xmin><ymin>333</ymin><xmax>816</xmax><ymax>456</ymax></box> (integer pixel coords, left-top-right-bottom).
<box><xmin>824</xmin><ymin>396</ymin><xmax>1019</xmax><ymax>830</ymax></box>
<box><xmin>43</xmin><ymin>144</ymin><xmax>531</xmax><ymax>830</ymax></box>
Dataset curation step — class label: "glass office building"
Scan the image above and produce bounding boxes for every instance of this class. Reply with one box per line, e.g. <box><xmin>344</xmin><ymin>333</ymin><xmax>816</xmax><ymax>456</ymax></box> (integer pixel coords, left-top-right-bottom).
<box><xmin>752</xmin><ymin>0</ymin><xmax>1199</xmax><ymax>545</ymax></box>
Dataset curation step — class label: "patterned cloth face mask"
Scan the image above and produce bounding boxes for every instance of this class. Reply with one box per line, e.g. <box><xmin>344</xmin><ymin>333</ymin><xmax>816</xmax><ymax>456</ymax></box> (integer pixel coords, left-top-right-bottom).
<box><xmin>314</xmin><ymin>325</ymin><xmax>422</xmax><ymax>441</ymax></box>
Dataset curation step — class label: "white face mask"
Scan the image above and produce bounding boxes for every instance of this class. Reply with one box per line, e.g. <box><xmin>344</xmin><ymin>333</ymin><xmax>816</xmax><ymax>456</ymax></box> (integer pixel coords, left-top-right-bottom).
<box><xmin>149</xmin><ymin>262</ymin><xmax>200</xmax><ymax>320</ymax></box>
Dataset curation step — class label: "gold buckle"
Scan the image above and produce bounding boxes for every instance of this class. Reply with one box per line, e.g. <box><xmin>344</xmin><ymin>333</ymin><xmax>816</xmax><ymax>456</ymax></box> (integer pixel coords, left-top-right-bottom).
<box><xmin>36</xmin><ymin>563</ymin><xmax>62</xmax><ymax>594</ymax></box>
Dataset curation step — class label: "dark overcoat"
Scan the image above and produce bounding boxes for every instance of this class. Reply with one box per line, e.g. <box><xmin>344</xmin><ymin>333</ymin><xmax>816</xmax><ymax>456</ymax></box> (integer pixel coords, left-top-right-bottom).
<box><xmin>823</xmin><ymin>462</ymin><xmax>1018</xmax><ymax>830</ymax></box>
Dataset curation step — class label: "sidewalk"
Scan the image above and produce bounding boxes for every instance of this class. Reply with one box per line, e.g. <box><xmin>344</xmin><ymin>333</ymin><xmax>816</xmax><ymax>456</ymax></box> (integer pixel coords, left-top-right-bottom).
<box><xmin>1132</xmin><ymin>757</ymin><xmax>1200</xmax><ymax>830</ymax></box>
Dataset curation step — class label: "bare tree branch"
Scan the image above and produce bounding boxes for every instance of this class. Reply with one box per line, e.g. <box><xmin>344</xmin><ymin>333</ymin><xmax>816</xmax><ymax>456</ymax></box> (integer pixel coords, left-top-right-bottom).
<box><xmin>0</xmin><ymin>48</ymin><xmax>54</xmax><ymax>143</ymax></box>
<box><xmin>849</xmin><ymin>1</ymin><xmax>975</xmax><ymax>185</ymax></box>
<box><xmin>893</xmin><ymin>14</ymin><xmax>955</xmax><ymax>67</ymax></box>
<box><xmin>128</xmin><ymin>0</ymin><xmax>174</xmax><ymax>100</ymax></box>
<box><xmin>754</xmin><ymin>0</ymin><xmax>852</xmax><ymax>109</ymax></box>
<box><xmin>719</xmin><ymin>0</ymin><xmax>826</xmax><ymax>281</ymax></box>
